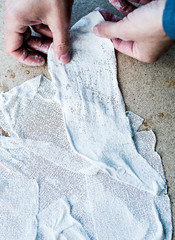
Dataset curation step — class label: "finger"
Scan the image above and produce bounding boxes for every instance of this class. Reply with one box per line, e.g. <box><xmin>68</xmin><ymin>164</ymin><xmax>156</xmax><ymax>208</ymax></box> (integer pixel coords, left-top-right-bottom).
<box><xmin>10</xmin><ymin>46</ymin><xmax>45</xmax><ymax>66</ymax></box>
<box><xmin>5</xmin><ymin>14</ymin><xmax>45</xmax><ymax>66</ymax></box>
<box><xmin>26</xmin><ymin>37</ymin><xmax>52</xmax><ymax>54</ymax></box>
<box><xmin>112</xmin><ymin>38</ymin><xmax>161</xmax><ymax>63</ymax></box>
<box><xmin>50</xmin><ymin>25</ymin><xmax>70</xmax><ymax>64</ymax></box>
<box><xmin>5</xmin><ymin>31</ymin><xmax>45</xmax><ymax>66</ymax></box>
<box><xmin>93</xmin><ymin>20</ymin><xmax>133</xmax><ymax>41</ymax></box>
<box><xmin>112</xmin><ymin>38</ymin><xmax>138</xmax><ymax>59</ymax></box>
<box><xmin>94</xmin><ymin>8</ymin><xmax>121</xmax><ymax>22</ymax></box>
<box><xmin>109</xmin><ymin>0</ymin><xmax>136</xmax><ymax>15</ymax></box>
<box><xmin>32</xmin><ymin>24</ymin><xmax>53</xmax><ymax>38</ymax></box>
<box><xmin>5</xmin><ymin>29</ymin><xmax>45</xmax><ymax>66</ymax></box>
<box><xmin>47</xmin><ymin>10</ymin><xmax>71</xmax><ymax>64</ymax></box>
<box><xmin>18</xmin><ymin>49</ymin><xmax>46</xmax><ymax>66</ymax></box>
<box><xmin>24</xmin><ymin>27</ymin><xmax>32</xmax><ymax>41</ymax></box>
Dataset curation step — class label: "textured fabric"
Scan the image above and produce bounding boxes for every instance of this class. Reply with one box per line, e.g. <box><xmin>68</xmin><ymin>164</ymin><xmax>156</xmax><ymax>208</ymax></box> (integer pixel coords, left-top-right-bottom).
<box><xmin>0</xmin><ymin>163</ymin><xmax>38</xmax><ymax>240</ymax></box>
<box><xmin>163</xmin><ymin>0</ymin><xmax>175</xmax><ymax>40</ymax></box>
<box><xmin>0</xmin><ymin>11</ymin><xmax>172</xmax><ymax>240</ymax></box>
<box><xmin>0</xmin><ymin>77</ymin><xmax>172</xmax><ymax>239</ymax></box>
<box><xmin>48</xmin><ymin>11</ymin><xmax>165</xmax><ymax>196</ymax></box>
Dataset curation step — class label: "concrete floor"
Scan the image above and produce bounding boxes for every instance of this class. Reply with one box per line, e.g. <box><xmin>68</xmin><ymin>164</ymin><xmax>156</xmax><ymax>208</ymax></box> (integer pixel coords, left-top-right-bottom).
<box><xmin>0</xmin><ymin>0</ymin><xmax>174</xmax><ymax>238</ymax></box>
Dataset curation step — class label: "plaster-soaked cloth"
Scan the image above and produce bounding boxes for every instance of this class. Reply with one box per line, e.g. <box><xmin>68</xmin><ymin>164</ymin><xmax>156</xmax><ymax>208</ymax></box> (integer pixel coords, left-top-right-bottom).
<box><xmin>37</xmin><ymin>199</ymin><xmax>90</xmax><ymax>240</ymax></box>
<box><xmin>48</xmin><ymin>11</ymin><xmax>165</xmax><ymax>195</ymax></box>
<box><xmin>0</xmin><ymin>158</ymin><xmax>38</xmax><ymax>240</ymax></box>
<box><xmin>0</xmin><ymin>111</ymin><xmax>172</xmax><ymax>239</ymax></box>
<box><xmin>0</xmin><ymin>139</ymin><xmax>92</xmax><ymax>239</ymax></box>
<box><xmin>0</xmin><ymin>77</ymin><xmax>172</xmax><ymax>239</ymax></box>
<box><xmin>0</xmin><ymin>11</ymin><xmax>172</xmax><ymax>240</ymax></box>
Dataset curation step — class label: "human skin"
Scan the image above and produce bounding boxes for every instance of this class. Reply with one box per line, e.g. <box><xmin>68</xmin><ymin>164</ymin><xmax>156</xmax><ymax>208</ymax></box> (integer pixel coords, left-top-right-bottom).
<box><xmin>94</xmin><ymin>0</ymin><xmax>175</xmax><ymax>63</ymax></box>
<box><xmin>4</xmin><ymin>0</ymin><xmax>174</xmax><ymax>65</ymax></box>
<box><xmin>5</xmin><ymin>0</ymin><xmax>73</xmax><ymax>66</ymax></box>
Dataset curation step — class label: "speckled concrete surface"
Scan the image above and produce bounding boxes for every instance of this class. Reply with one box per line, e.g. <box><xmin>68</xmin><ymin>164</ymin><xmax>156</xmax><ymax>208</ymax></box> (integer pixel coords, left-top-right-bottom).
<box><xmin>0</xmin><ymin>0</ymin><xmax>174</xmax><ymax>238</ymax></box>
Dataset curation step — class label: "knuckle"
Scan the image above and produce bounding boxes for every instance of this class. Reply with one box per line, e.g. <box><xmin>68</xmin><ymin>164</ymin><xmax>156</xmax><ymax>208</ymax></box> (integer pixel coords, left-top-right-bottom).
<box><xmin>57</xmin><ymin>42</ymin><xmax>69</xmax><ymax>49</ymax></box>
<box><xmin>54</xmin><ymin>41</ymin><xmax>69</xmax><ymax>52</ymax></box>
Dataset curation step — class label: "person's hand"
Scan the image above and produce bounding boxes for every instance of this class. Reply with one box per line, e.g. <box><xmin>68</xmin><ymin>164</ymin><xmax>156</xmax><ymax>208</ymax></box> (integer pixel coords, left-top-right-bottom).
<box><xmin>5</xmin><ymin>0</ymin><xmax>73</xmax><ymax>66</ymax></box>
<box><xmin>94</xmin><ymin>0</ymin><xmax>175</xmax><ymax>63</ymax></box>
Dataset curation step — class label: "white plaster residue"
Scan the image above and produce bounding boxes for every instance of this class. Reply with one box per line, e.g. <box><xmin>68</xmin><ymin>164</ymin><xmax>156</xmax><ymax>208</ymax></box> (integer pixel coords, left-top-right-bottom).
<box><xmin>86</xmin><ymin>175</ymin><xmax>149</xmax><ymax>240</ymax></box>
<box><xmin>36</xmin><ymin>199</ymin><xmax>90</xmax><ymax>240</ymax></box>
<box><xmin>48</xmin><ymin>11</ymin><xmax>165</xmax><ymax>196</ymax></box>
<box><xmin>0</xmin><ymin>75</ymin><xmax>56</xmax><ymax>138</ymax></box>
<box><xmin>0</xmin><ymin>162</ymin><xmax>38</xmax><ymax>240</ymax></box>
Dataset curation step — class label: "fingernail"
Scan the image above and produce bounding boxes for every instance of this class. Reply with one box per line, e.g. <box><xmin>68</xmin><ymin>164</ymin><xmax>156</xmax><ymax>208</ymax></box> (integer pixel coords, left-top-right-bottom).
<box><xmin>59</xmin><ymin>51</ymin><xmax>70</xmax><ymax>64</ymax></box>
<box><xmin>93</xmin><ymin>26</ymin><xmax>100</xmax><ymax>36</ymax></box>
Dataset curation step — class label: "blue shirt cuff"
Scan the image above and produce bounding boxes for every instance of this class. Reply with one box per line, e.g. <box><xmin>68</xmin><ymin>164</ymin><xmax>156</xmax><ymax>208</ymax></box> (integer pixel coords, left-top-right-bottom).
<box><xmin>163</xmin><ymin>0</ymin><xmax>175</xmax><ymax>40</ymax></box>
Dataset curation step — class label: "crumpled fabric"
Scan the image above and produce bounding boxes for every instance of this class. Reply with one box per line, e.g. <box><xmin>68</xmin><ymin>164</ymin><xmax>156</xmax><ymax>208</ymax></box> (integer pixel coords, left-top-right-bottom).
<box><xmin>0</xmin><ymin>11</ymin><xmax>172</xmax><ymax>240</ymax></box>
<box><xmin>48</xmin><ymin>11</ymin><xmax>165</xmax><ymax>196</ymax></box>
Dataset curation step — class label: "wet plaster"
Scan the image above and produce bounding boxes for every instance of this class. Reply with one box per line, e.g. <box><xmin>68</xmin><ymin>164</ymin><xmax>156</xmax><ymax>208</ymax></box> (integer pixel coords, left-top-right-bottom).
<box><xmin>117</xmin><ymin>49</ymin><xmax>175</xmax><ymax>238</ymax></box>
<box><xmin>0</xmin><ymin>0</ymin><xmax>175</xmax><ymax>238</ymax></box>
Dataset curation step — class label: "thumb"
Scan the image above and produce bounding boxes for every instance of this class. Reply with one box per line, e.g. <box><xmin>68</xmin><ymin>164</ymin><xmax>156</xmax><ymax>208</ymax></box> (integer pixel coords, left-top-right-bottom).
<box><xmin>93</xmin><ymin>19</ymin><xmax>133</xmax><ymax>41</ymax></box>
<box><xmin>49</xmin><ymin>20</ymin><xmax>71</xmax><ymax>64</ymax></box>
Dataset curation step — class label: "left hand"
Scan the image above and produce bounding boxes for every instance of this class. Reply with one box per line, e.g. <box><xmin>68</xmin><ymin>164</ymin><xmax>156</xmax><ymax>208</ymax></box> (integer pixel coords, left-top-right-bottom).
<box><xmin>5</xmin><ymin>0</ymin><xmax>74</xmax><ymax>66</ymax></box>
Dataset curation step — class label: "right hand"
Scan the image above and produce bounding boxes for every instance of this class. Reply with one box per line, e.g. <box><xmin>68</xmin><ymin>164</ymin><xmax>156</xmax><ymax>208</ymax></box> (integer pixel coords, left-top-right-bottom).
<box><xmin>94</xmin><ymin>0</ymin><xmax>174</xmax><ymax>63</ymax></box>
<box><xmin>5</xmin><ymin>0</ymin><xmax>74</xmax><ymax>66</ymax></box>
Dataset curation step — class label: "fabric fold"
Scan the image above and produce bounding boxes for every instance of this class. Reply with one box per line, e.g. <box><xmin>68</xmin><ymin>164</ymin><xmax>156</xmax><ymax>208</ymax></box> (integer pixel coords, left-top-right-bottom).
<box><xmin>48</xmin><ymin>11</ymin><xmax>165</xmax><ymax>196</ymax></box>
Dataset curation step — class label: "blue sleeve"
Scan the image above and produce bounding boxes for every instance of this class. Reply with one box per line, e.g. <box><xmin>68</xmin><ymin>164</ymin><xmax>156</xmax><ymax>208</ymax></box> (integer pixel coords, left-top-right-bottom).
<box><xmin>163</xmin><ymin>0</ymin><xmax>175</xmax><ymax>40</ymax></box>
